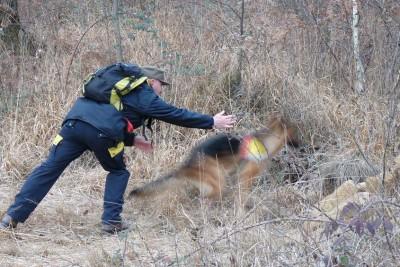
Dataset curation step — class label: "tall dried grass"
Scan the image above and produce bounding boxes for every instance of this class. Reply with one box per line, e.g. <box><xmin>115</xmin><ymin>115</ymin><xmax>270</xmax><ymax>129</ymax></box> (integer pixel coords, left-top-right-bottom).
<box><xmin>1</xmin><ymin>0</ymin><xmax>399</xmax><ymax>266</ymax></box>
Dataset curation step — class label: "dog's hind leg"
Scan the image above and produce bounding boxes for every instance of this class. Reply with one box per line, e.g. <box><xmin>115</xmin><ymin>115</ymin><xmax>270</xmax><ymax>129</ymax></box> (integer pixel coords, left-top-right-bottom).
<box><xmin>190</xmin><ymin>169</ymin><xmax>226</xmax><ymax>200</ymax></box>
<box><xmin>190</xmin><ymin>173</ymin><xmax>224</xmax><ymax>200</ymax></box>
<box><xmin>183</xmin><ymin>159</ymin><xmax>226</xmax><ymax>200</ymax></box>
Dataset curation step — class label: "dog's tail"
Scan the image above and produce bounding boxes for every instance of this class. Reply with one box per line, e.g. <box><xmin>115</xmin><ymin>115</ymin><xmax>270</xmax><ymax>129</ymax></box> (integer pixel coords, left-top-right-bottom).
<box><xmin>127</xmin><ymin>172</ymin><xmax>180</xmax><ymax>199</ymax></box>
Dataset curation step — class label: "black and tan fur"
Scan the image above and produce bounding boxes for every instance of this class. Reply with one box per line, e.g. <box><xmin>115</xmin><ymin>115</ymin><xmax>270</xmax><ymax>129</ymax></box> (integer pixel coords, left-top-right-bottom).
<box><xmin>128</xmin><ymin>117</ymin><xmax>299</xmax><ymax>201</ymax></box>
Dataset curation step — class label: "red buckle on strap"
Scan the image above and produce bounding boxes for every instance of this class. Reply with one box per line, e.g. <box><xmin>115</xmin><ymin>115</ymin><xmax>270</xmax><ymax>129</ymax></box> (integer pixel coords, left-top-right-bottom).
<box><xmin>124</xmin><ymin>118</ymin><xmax>135</xmax><ymax>133</ymax></box>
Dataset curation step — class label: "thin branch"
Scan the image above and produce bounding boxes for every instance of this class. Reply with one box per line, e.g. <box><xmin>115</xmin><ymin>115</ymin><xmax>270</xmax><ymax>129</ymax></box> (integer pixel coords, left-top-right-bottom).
<box><xmin>369</xmin><ymin>0</ymin><xmax>400</xmax><ymax>31</ymax></box>
<box><xmin>208</xmin><ymin>0</ymin><xmax>242</xmax><ymax>20</ymax></box>
<box><xmin>301</xmin><ymin>0</ymin><xmax>354</xmax><ymax>91</ymax></box>
<box><xmin>63</xmin><ymin>15</ymin><xmax>109</xmax><ymax>92</ymax></box>
<box><xmin>169</xmin><ymin>217</ymin><xmax>338</xmax><ymax>266</ymax></box>
<box><xmin>63</xmin><ymin>10</ymin><xmax>142</xmax><ymax>92</ymax></box>
<box><xmin>380</xmin><ymin>63</ymin><xmax>400</xmax><ymax>263</ymax></box>
<box><xmin>136</xmin><ymin>223</ymin><xmax>157</xmax><ymax>265</ymax></box>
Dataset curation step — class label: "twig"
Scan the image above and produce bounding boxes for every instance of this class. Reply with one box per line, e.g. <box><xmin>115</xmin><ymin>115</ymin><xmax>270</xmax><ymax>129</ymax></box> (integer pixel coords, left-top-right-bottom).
<box><xmin>302</xmin><ymin>1</ymin><xmax>353</xmax><ymax>91</ymax></box>
<box><xmin>174</xmin><ymin>232</ymin><xmax>180</xmax><ymax>267</ymax></box>
<box><xmin>63</xmin><ymin>10</ymin><xmax>144</xmax><ymax>93</ymax></box>
<box><xmin>121</xmin><ymin>231</ymin><xmax>129</xmax><ymax>267</ymax></box>
<box><xmin>348</xmin><ymin>130</ymin><xmax>380</xmax><ymax>174</ymax></box>
<box><xmin>63</xmin><ymin>15</ymin><xmax>109</xmax><ymax>93</ymax></box>
<box><xmin>168</xmin><ymin>217</ymin><xmax>334</xmax><ymax>266</ymax></box>
<box><xmin>180</xmin><ymin>204</ymin><xmax>197</xmax><ymax>228</ymax></box>
<box><xmin>135</xmin><ymin>223</ymin><xmax>157</xmax><ymax>265</ymax></box>
<box><xmin>380</xmin><ymin>54</ymin><xmax>400</xmax><ymax>264</ymax></box>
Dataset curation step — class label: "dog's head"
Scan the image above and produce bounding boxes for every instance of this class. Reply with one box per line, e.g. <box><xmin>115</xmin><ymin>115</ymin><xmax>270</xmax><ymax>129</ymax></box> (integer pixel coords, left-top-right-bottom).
<box><xmin>271</xmin><ymin>116</ymin><xmax>301</xmax><ymax>147</ymax></box>
<box><xmin>255</xmin><ymin>116</ymin><xmax>301</xmax><ymax>154</ymax></box>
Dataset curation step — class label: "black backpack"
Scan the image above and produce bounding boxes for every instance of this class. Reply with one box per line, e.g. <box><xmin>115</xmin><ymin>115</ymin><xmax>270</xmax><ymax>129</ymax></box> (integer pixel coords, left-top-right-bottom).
<box><xmin>82</xmin><ymin>63</ymin><xmax>148</xmax><ymax>111</ymax></box>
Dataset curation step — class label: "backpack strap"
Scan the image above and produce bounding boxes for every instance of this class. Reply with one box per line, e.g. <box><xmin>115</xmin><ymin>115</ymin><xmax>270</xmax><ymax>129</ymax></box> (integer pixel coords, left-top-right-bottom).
<box><xmin>141</xmin><ymin>118</ymin><xmax>153</xmax><ymax>143</ymax></box>
<box><xmin>114</xmin><ymin>76</ymin><xmax>148</xmax><ymax>95</ymax></box>
<box><xmin>110</xmin><ymin>76</ymin><xmax>148</xmax><ymax>111</ymax></box>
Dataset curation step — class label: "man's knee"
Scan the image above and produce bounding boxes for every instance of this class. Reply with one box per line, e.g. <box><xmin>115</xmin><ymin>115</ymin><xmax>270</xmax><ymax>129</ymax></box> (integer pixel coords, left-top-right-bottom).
<box><xmin>109</xmin><ymin>168</ymin><xmax>130</xmax><ymax>180</ymax></box>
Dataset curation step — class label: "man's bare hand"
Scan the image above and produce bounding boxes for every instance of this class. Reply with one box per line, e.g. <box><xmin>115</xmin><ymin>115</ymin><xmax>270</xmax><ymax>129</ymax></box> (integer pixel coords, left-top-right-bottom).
<box><xmin>213</xmin><ymin>111</ymin><xmax>236</xmax><ymax>129</ymax></box>
<box><xmin>134</xmin><ymin>136</ymin><xmax>153</xmax><ymax>153</ymax></box>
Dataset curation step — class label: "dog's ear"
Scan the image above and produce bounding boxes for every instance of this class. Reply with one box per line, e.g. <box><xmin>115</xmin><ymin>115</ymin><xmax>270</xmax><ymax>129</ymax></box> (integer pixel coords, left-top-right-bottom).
<box><xmin>285</xmin><ymin>126</ymin><xmax>301</xmax><ymax>148</ymax></box>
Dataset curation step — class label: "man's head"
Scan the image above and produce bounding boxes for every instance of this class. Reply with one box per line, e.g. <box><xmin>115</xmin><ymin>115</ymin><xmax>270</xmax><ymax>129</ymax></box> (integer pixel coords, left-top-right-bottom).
<box><xmin>141</xmin><ymin>66</ymin><xmax>170</xmax><ymax>95</ymax></box>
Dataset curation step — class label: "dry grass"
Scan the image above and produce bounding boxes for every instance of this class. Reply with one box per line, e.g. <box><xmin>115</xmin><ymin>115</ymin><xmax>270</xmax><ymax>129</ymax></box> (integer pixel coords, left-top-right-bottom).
<box><xmin>1</xmin><ymin>0</ymin><xmax>399</xmax><ymax>266</ymax></box>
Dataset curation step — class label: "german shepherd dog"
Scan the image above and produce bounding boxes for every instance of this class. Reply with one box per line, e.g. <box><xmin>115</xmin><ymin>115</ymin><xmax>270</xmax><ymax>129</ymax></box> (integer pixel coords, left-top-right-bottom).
<box><xmin>128</xmin><ymin>117</ymin><xmax>299</xmax><ymax>201</ymax></box>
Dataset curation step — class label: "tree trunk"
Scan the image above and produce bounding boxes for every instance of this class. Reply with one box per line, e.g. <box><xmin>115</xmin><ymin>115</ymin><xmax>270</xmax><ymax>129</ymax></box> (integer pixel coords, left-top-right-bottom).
<box><xmin>0</xmin><ymin>0</ymin><xmax>36</xmax><ymax>54</ymax></box>
<box><xmin>112</xmin><ymin>0</ymin><xmax>123</xmax><ymax>62</ymax></box>
<box><xmin>351</xmin><ymin>0</ymin><xmax>366</xmax><ymax>94</ymax></box>
<box><xmin>101</xmin><ymin>0</ymin><xmax>113</xmax><ymax>64</ymax></box>
<box><xmin>230</xmin><ymin>0</ymin><xmax>245</xmax><ymax>100</ymax></box>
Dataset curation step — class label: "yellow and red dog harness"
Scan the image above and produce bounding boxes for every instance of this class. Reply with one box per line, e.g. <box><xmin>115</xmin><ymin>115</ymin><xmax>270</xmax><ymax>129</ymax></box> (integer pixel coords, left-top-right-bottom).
<box><xmin>239</xmin><ymin>135</ymin><xmax>268</xmax><ymax>161</ymax></box>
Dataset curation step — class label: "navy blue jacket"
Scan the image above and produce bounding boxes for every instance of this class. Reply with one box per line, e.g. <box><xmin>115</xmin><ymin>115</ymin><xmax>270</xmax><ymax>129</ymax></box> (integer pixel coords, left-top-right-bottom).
<box><xmin>64</xmin><ymin>82</ymin><xmax>213</xmax><ymax>143</ymax></box>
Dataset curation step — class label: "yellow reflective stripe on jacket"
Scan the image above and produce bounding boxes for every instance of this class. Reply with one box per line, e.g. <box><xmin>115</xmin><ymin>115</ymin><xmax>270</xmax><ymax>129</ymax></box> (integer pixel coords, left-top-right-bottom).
<box><xmin>108</xmin><ymin>141</ymin><xmax>124</xmax><ymax>158</ymax></box>
<box><xmin>52</xmin><ymin>134</ymin><xmax>63</xmax><ymax>146</ymax></box>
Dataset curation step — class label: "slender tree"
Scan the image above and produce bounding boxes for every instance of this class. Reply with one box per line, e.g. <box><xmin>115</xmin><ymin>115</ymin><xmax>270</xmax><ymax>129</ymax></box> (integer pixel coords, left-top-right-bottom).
<box><xmin>228</xmin><ymin>0</ymin><xmax>245</xmax><ymax>100</ymax></box>
<box><xmin>351</xmin><ymin>0</ymin><xmax>366</xmax><ymax>93</ymax></box>
<box><xmin>112</xmin><ymin>0</ymin><xmax>123</xmax><ymax>62</ymax></box>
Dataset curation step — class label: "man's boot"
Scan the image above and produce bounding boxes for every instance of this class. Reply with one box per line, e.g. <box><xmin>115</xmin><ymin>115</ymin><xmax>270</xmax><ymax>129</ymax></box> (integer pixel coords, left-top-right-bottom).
<box><xmin>101</xmin><ymin>219</ymin><xmax>129</xmax><ymax>234</ymax></box>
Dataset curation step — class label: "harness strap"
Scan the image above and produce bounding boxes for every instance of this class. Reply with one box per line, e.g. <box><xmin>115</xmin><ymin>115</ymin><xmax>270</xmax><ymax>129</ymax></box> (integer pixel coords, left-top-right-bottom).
<box><xmin>239</xmin><ymin>135</ymin><xmax>268</xmax><ymax>161</ymax></box>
